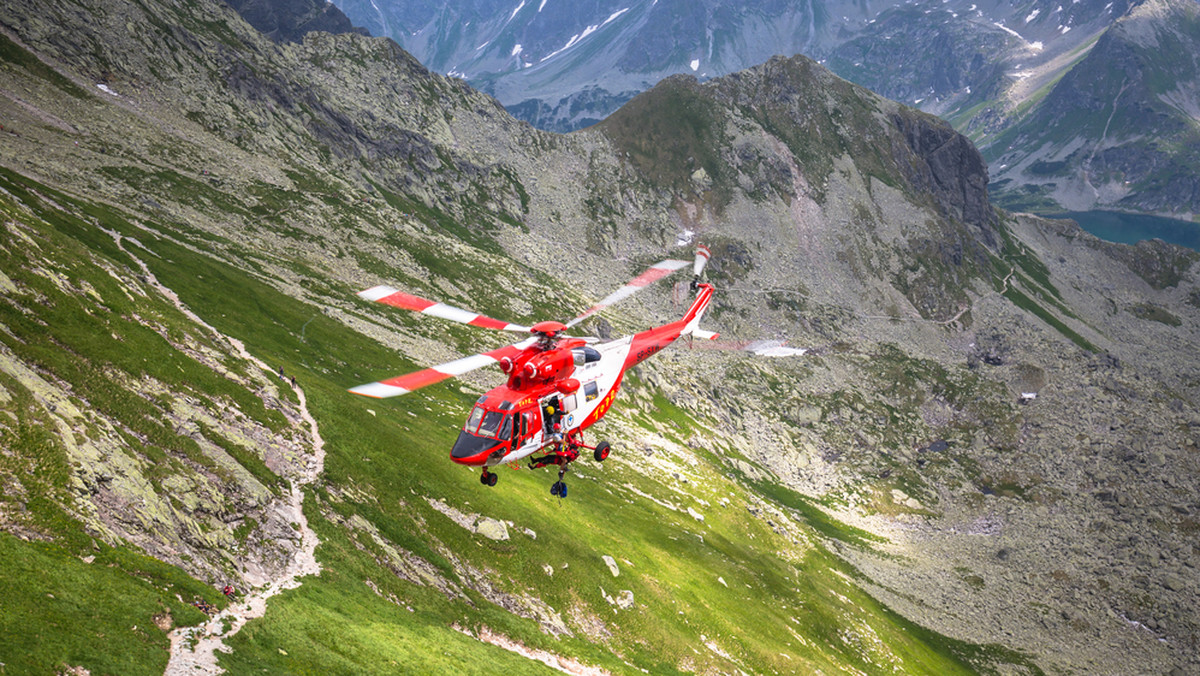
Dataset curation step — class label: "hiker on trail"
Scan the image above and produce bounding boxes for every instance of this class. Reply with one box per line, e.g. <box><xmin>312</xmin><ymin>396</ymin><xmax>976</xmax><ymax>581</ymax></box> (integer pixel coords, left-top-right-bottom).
<box><xmin>290</xmin><ymin>376</ymin><xmax>296</xmax><ymax>387</ymax></box>
<box><xmin>222</xmin><ymin>585</ymin><xmax>235</xmax><ymax>598</ymax></box>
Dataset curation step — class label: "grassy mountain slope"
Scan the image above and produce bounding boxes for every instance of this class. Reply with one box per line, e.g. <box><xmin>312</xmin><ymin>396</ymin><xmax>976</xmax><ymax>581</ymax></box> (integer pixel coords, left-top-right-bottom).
<box><xmin>1</xmin><ymin>0</ymin><xmax>1199</xmax><ymax>674</ymax></box>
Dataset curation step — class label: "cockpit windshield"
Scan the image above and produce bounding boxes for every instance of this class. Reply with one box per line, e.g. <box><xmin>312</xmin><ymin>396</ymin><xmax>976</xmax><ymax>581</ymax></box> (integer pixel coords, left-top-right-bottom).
<box><xmin>465</xmin><ymin>406</ymin><xmax>485</xmax><ymax>431</ymax></box>
<box><xmin>464</xmin><ymin>406</ymin><xmax>511</xmax><ymax>440</ymax></box>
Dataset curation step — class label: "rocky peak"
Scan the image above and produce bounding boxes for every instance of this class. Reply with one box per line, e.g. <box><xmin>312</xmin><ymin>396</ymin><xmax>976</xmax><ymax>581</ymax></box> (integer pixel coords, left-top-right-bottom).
<box><xmin>889</xmin><ymin>108</ymin><xmax>996</xmax><ymax>242</ymax></box>
<box><xmin>602</xmin><ymin>55</ymin><xmax>997</xmax><ymax>238</ymax></box>
<box><xmin>225</xmin><ymin>0</ymin><xmax>369</xmax><ymax>43</ymax></box>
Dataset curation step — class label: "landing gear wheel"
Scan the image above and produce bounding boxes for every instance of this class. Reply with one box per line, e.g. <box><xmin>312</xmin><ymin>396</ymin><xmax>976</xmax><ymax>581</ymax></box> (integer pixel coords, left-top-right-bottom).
<box><xmin>551</xmin><ymin>481</ymin><xmax>567</xmax><ymax>497</ymax></box>
<box><xmin>481</xmin><ymin>470</ymin><xmax>498</xmax><ymax>487</ymax></box>
<box><xmin>594</xmin><ymin>441</ymin><xmax>611</xmax><ymax>462</ymax></box>
<box><xmin>487</xmin><ymin>473</ymin><xmax>498</xmax><ymax>487</ymax></box>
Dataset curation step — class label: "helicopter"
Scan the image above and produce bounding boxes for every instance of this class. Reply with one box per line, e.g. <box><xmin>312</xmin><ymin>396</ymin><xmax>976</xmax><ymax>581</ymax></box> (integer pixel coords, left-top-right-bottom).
<box><xmin>349</xmin><ymin>246</ymin><xmax>724</xmax><ymax>497</ymax></box>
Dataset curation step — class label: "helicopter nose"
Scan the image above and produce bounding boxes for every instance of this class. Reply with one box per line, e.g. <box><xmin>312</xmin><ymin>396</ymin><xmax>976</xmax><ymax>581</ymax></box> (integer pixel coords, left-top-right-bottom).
<box><xmin>450</xmin><ymin>430</ymin><xmax>503</xmax><ymax>465</ymax></box>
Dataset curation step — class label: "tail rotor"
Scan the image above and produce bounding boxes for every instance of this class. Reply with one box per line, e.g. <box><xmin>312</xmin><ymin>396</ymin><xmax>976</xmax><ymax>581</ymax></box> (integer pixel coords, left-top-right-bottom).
<box><xmin>690</xmin><ymin>245</ymin><xmax>711</xmax><ymax>292</ymax></box>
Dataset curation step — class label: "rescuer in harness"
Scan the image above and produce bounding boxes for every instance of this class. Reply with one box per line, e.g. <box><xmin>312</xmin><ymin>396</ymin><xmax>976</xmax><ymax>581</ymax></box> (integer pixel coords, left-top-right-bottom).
<box><xmin>528</xmin><ymin>397</ymin><xmax>573</xmax><ymax>469</ymax></box>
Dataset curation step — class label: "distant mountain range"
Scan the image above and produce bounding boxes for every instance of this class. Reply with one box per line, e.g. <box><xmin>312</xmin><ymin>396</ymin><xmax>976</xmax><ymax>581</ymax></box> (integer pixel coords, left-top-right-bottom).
<box><xmin>327</xmin><ymin>0</ymin><xmax>1123</xmax><ymax>126</ymax></box>
<box><xmin>331</xmin><ymin>0</ymin><xmax>1200</xmax><ymax>218</ymax></box>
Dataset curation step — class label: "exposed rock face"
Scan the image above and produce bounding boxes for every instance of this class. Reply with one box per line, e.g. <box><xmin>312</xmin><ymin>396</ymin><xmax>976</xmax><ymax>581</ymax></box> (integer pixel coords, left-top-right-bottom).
<box><xmin>225</xmin><ymin>0</ymin><xmax>369</xmax><ymax>43</ymax></box>
<box><xmin>600</xmin><ymin>55</ymin><xmax>999</xmax><ymax>320</ymax></box>
<box><xmin>890</xmin><ymin>109</ymin><xmax>996</xmax><ymax>241</ymax></box>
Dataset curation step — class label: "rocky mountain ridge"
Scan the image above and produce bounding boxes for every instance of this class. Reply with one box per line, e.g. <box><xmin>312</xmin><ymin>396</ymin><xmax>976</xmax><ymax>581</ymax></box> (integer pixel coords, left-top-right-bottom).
<box><xmin>983</xmin><ymin>0</ymin><xmax>1200</xmax><ymax>217</ymax></box>
<box><xmin>225</xmin><ymin>0</ymin><xmax>368</xmax><ymax>44</ymax></box>
<box><xmin>1</xmin><ymin>0</ymin><xmax>1199</xmax><ymax>673</ymax></box>
<box><xmin>334</xmin><ymin>0</ymin><xmax>1200</xmax><ymax>220</ymax></box>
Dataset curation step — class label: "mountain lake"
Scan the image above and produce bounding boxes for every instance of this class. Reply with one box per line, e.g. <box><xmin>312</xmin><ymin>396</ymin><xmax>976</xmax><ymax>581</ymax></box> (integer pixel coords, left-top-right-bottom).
<box><xmin>1042</xmin><ymin>210</ymin><xmax>1200</xmax><ymax>251</ymax></box>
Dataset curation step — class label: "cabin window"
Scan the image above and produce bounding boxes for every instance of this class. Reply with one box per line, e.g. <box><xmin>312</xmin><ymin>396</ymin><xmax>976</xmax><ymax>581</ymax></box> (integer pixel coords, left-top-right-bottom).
<box><xmin>584</xmin><ymin>381</ymin><xmax>599</xmax><ymax>402</ymax></box>
<box><xmin>499</xmin><ymin>416</ymin><xmax>513</xmax><ymax>440</ymax></box>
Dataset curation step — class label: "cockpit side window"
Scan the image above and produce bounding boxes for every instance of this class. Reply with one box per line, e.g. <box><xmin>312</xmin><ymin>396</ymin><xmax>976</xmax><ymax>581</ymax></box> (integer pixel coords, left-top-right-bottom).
<box><xmin>465</xmin><ymin>406</ymin><xmax>485</xmax><ymax>433</ymax></box>
<box><xmin>499</xmin><ymin>416</ymin><xmax>513</xmax><ymax>441</ymax></box>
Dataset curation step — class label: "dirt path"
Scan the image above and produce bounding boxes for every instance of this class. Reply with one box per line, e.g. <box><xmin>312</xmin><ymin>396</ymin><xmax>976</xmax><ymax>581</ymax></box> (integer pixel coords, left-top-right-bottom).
<box><xmin>849</xmin><ymin>270</ymin><xmax>1015</xmax><ymax>326</ymax></box>
<box><xmin>100</xmin><ymin>229</ymin><xmax>326</xmax><ymax>675</ymax></box>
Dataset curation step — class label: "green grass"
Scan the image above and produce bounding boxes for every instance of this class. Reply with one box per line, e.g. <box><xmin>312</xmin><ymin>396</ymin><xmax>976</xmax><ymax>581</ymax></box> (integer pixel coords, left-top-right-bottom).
<box><xmin>1130</xmin><ymin>303</ymin><xmax>1182</xmax><ymax>326</ymax></box>
<box><xmin>1002</xmin><ymin>285</ymin><xmax>1097</xmax><ymax>353</ymax></box>
<box><xmin>0</xmin><ymin>31</ymin><xmax>90</xmax><ymax>99</ymax></box>
<box><xmin>0</xmin><ymin>154</ymin><xmax>1047</xmax><ymax>676</ymax></box>
<box><xmin>0</xmin><ymin>535</ymin><xmax>220</xmax><ymax>674</ymax></box>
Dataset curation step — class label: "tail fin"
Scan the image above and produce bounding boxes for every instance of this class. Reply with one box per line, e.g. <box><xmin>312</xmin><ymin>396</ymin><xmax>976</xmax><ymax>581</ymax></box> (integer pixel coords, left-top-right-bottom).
<box><xmin>681</xmin><ymin>284</ymin><xmax>718</xmax><ymax>340</ymax></box>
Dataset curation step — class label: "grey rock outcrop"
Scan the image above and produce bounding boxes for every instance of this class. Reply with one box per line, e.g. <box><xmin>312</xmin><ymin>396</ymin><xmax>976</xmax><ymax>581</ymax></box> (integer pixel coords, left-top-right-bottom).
<box><xmin>226</xmin><ymin>0</ymin><xmax>369</xmax><ymax>43</ymax></box>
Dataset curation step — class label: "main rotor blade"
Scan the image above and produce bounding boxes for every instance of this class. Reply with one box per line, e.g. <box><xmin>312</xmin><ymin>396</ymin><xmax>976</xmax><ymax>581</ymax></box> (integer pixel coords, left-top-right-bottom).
<box><xmin>359</xmin><ymin>285</ymin><xmax>531</xmax><ymax>333</ymax></box>
<box><xmin>349</xmin><ymin>337</ymin><xmax>537</xmax><ymax>398</ymax></box>
<box><xmin>566</xmin><ymin>259</ymin><xmax>690</xmax><ymax>328</ymax></box>
<box><xmin>689</xmin><ymin>339</ymin><xmax>809</xmax><ymax>357</ymax></box>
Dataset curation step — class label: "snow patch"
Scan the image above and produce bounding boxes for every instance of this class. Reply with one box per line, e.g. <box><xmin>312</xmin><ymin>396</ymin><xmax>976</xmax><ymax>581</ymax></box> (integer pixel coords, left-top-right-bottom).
<box><xmin>689</xmin><ymin>59</ymin><xmax>700</xmax><ymax>71</ymax></box>
<box><xmin>509</xmin><ymin>0</ymin><xmax>526</xmax><ymax>22</ymax></box>
<box><xmin>992</xmin><ymin>21</ymin><xmax>1041</xmax><ymax>50</ymax></box>
<box><xmin>538</xmin><ymin>11</ymin><xmax>622</xmax><ymax>64</ymax></box>
<box><xmin>1025</xmin><ymin>9</ymin><xmax>1040</xmax><ymax>22</ymax></box>
<box><xmin>95</xmin><ymin>83</ymin><xmax>118</xmax><ymax>96</ymax></box>
<box><xmin>745</xmin><ymin>340</ymin><xmax>809</xmax><ymax>357</ymax></box>
<box><xmin>539</xmin><ymin>0</ymin><xmax>548</xmax><ymax>10</ymax></box>
<box><xmin>512</xmin><ymin>44</ymin><xmax>523</xmax><ymax>57</ymax></box>
<box><xmin>604</xmin><ymin>8</ymin><xmax>630</xmax><ymax>25</ymax></box>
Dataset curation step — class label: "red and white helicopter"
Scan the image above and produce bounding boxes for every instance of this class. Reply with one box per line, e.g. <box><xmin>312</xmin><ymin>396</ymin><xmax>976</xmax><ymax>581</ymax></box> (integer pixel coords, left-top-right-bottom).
<box><xmin>349</xmin><ymin>246</ymin><xmax>724</xmax><ymax>497</ymax></box>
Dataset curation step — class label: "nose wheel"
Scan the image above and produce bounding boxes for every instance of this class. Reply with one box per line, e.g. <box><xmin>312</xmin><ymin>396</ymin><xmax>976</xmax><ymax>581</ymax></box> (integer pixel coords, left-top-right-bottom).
<box><xmin>480</xmin><ymin>469</ymin><xmax>498</xmax><ymax>487</ymax></box>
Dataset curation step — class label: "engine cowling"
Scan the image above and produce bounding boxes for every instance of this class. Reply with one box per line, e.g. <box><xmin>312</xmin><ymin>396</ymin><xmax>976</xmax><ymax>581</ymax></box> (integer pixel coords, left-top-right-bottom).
<box><xmin>509</xmin><ymin>348</ymin><xmax>575</xmax><ymax>389</ymax></box>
